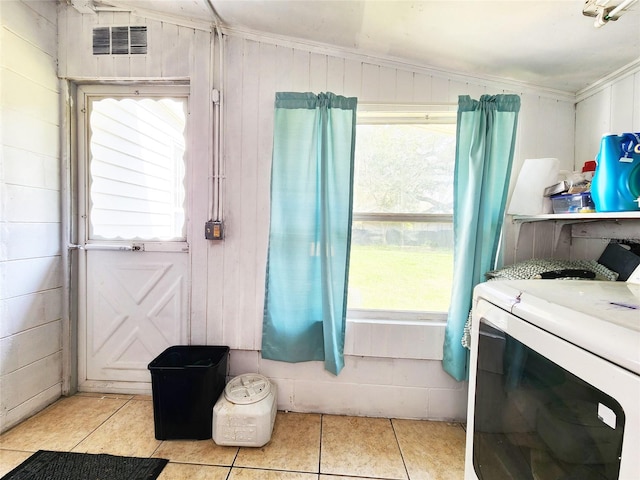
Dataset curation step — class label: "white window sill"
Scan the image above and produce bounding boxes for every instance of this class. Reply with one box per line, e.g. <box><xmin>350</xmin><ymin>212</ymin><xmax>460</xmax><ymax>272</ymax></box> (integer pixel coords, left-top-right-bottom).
<box><xmin>344</xmin><ymin>314</ymin><xmax>446</xmax><ymax>360</ymax></box>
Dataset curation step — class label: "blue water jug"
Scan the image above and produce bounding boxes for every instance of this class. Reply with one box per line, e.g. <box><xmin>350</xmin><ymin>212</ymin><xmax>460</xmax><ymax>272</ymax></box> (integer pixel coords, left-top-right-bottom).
<box><xmin>591</xmin><ymin>132</ymin><xmax>640</xmax><ymax>212</ymax></box>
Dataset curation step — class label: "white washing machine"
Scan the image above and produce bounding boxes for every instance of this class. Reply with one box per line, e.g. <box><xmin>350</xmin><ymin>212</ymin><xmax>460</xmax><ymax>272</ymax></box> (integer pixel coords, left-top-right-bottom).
<box><xmin>465</xmin><ymin>279</ymin><xmax>640</xmax><ymax>480</ymax></box>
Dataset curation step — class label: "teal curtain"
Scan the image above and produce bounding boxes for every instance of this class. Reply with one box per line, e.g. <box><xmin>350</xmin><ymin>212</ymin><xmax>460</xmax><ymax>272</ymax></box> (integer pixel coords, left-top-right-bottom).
<box><xmin>443</xmin><ymin>94</ymin><xmax>520</xmax><ymax>381</ymax></box>
<box><xmin>262</xmin><ymin>92</ymin><xmax>357</xmax><ymax>376</ymax></box>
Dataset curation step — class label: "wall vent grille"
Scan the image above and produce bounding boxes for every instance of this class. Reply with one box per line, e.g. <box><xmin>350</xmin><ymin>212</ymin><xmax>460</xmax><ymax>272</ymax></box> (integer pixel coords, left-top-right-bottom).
<box><xmin>93</xmin><ymin>26</ymin><xmax>147</xmax><ymax>55</ymax></box>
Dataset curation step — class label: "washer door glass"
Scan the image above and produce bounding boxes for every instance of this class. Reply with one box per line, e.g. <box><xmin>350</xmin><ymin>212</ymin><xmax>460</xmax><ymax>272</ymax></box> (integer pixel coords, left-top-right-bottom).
<box><xmin>472</xmin><ymin>323</ymin><xmax>625</xmax><ymax>480</ymax></box>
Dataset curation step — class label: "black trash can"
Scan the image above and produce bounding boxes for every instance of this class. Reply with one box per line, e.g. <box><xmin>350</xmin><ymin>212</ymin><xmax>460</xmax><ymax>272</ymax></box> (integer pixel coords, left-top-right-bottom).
<box><xmin>148</xmin><ymin>345</ymin><xmax>229</xmax><ymax>440</ymax></box>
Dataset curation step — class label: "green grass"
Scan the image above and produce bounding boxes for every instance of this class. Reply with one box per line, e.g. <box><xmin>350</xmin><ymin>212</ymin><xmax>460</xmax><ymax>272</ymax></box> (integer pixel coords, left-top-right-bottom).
<box><xmin>348</xmin><ymin>245</ymin><xmax>453</xmax><ymax>312</ymax></box>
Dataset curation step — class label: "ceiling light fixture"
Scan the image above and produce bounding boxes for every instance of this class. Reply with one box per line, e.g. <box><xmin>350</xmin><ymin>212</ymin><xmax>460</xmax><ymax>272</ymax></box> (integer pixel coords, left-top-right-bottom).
<box><xmin>583</xmin><ymin>0</ymin><xmax>639</xmax><ymax>27</ymax></box>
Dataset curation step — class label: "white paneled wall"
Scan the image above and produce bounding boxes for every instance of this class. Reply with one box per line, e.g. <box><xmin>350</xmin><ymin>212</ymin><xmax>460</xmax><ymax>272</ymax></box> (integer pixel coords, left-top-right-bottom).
<box><xmin>22</xmin><ymin>4</ymin><xmax>589</xmax><ymax>423</ymax></box>
<box><xmin>0</xmin><ymin>0</ymin><xmax>62</xmax><ymax>433</ymax></box>
<box><xmin>214</xmin><ymin>34</ymin><xmax>576</xmax><ymax>419</ymax></box>
<box><xmin>57</xmin><ymin>9</ymin><xmax>209</xmax><ymax>79</ymax></box>
<box><xmin>573</xmin><ymin>67</ymin><xmax>640</xmax><ymax>258</ymax></box>
<box><xmin>576</xmin><ymin>67</ymin><xmax>640</xmax><ymax>164</ymax></box>
<box><xmin>58</xmin><ymin>7</ymin><xmax>214</xmax><ymax>351</ymax></box>
<box><xmin>509</xmin><ymin>65</ymin><xmax>640</xmax><ymax>263</ymax></box>
<box><xmin>217</xmin><ymin>33</ymin><xmax>577</xmax><ymax>347</ymax></box>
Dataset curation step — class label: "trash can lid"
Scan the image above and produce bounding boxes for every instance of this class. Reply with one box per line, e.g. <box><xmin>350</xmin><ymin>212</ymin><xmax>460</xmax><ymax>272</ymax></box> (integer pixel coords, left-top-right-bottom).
<box><xmin>224</xmin><ymin>373</ymin><xmax>272</xmax><ymax>405</ymax></box>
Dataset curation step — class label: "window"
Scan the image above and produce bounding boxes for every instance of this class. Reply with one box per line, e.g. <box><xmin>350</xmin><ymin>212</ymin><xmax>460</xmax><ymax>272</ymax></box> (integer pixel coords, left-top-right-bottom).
<box><xmin>86</xmin><ymin>93</ymin><xmax>187</xmax><ymax>241</ymax></box>
<box><xmin>347</xmin><ymin>107</ymin><xmax>456</xmax><ymax>317</ymax></box>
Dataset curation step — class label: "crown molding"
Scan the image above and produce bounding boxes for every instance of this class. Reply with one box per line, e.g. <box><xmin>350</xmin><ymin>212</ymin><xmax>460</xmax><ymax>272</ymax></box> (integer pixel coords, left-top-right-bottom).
<box><xmin>576</xmin><ymin>57</ymin><xmax>640</xmax><ymax>102</ymax></box>
<box><xmin>218</xmin><ymin>24</ymin><xmax>578</xmax><ymax>102</ymax></box>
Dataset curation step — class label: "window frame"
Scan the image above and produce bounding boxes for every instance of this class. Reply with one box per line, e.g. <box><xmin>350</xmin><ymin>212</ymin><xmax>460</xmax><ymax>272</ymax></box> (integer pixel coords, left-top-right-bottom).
<box><xmin>347</xmin><ymin>104</ymin><xmax>457</xmax><ymax>322</ymax></box>
<box><xmin>77</xmin><ymin>83</ymin><xmax>190</xmax><ymax>253</ymax></box>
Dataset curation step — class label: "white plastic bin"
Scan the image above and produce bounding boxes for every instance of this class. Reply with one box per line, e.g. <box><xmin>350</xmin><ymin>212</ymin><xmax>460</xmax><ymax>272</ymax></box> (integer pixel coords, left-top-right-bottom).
<box><xmin>212</xmin><ymin>373</ymin><xmax>277</xmax><ymax>447</ymax></box>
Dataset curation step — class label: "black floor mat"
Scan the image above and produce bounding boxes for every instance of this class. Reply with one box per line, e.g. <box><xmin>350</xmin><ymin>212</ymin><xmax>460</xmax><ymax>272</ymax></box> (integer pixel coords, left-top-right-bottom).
<box><xmin>1</xmin><ymin>450</ymin><xmax>168</xmax><ymax>480</ymax></box>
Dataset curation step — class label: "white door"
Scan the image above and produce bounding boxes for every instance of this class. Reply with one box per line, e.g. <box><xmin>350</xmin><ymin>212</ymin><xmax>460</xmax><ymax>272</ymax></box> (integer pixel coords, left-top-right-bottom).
<box><xmin>76</xmin><ymin>85</ymin><xmax>190</xmax><ymax>393</ymax></box>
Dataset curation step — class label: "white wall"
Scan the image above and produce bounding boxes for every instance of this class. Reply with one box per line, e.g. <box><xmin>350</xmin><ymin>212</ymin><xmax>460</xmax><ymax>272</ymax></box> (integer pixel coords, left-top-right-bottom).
<box><xmin>58</xmin><ymin>5</ymin><xmax>214</xmax><ymax>399</ymax></box>
<box><xmin>515</xmin><ymin>64</ymin><xmax>640</xmax><ymax>263</ymax></box>
<box><xmin>52</xmin><ymin>5</ymin><xmax>578</xmax><ymax>423</ymax></box>
<box><xmin>571</xmin><ymin>65</ymin><xmax>640</xmax><ymax>259</ymax></box>
<box><xmin>576</xmin><ymin>66</ymin><xmax>640</xmax><ymax>164</ymax></box>
<box><xmin>0</xmin><ymin>0</ymin><xmax>62</xmax><ymax>433</ymax></box>
<box><xmin>206</xmin><ymin>33</ymin><xmax>576</xmax><ymax>420</ymax></box>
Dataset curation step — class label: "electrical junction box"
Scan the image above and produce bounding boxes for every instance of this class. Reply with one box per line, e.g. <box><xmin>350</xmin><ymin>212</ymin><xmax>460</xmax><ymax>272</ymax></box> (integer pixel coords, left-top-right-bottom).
<box><xmin>205</xmin><ymin>220</ymin><xmax>224</xmax><ymax>240</ymax></box>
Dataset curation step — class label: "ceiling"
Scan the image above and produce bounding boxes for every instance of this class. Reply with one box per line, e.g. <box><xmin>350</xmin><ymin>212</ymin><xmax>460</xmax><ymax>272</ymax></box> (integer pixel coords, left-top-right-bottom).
<box><xmin>92</xmin><ymin>0</ymin><xmax>640</xmax><ymax>93</ymax></box>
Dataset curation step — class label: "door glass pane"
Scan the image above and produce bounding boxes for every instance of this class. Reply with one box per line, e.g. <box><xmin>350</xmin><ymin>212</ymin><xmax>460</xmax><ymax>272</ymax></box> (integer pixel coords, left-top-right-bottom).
<box><xmin>88</xmin><ymin>97</ymin><xmax>187</xmax><ymax>241</ymax></box>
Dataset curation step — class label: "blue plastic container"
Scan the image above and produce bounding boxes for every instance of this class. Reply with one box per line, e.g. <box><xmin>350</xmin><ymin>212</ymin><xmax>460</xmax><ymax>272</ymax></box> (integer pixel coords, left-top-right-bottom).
<box><xmin>591</xmin><ymin>133</ymin><xmax>640</xmax><ymax>212</ymax></box>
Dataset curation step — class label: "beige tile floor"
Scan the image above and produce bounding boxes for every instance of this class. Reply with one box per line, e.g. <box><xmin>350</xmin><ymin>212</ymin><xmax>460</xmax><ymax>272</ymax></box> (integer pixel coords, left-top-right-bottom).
<box><xmin>0</xmin><ymin>393</ymin><xmax>466</xmax><ymax>479</ymax></box>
